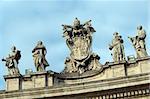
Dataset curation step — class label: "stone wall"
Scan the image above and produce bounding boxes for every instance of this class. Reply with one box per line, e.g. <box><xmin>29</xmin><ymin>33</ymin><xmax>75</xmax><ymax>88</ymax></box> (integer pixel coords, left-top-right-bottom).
<box><xmin>54</xmin><ymin>57</ymin><xmax>150</xmax><ymax>85</ymax></box>
<box><xmin>4</xmin><ymin>71</ymin><xmax>54</xmax><ymax>91</ymax></box>
<box><xmin>0</xmin><ymin>57</ymin><xmax>150</xmax><ymax>99</ymax></box>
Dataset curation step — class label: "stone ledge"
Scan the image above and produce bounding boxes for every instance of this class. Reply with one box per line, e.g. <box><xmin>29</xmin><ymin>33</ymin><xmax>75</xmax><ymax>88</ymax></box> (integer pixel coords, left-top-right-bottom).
<box><xmin>103</xmin><ymin>56</ymin><xmax>150</xmax><ymax>66</ymax></box>
<box><xmin>104</xmin><ymin>60</ymin><xmax>126</xmax><ymax>67</ymax></box>
<box><xmin>56</xmin><ymin>67</ymin><xmax>103</xmax><ymax>79</ymax></box>
<box><xmin>3</xmin><ymin>70</ymin><xmax>55</xmax><ymax>80</ymax></box>
<box><xmin>0</xmin><ymin>72</ymin><xmax>150</xmax><ymax>98</ymax></box>
<box><xmin>55</xmin><ymin>60</ymin><xmax>127</xmax><ymax>80</ymax></box>
<box><xmin>23</xmin><ymin>70</ymin><xmax>55</xmax><ymax>77</ymax></box>
<box><xmin>3</xmin><ymin>74</ymin><xmax>22</xmax><ymax>80</ymax></box>
<box><xmin>127</xmin><ymin>56</ymin><xmax>150</xmax><ymax>64</ymax></box>
<box><xmin>3</xmin><ymin>70</ymin><xmax>55</xmax><ymax>91</ymax></box>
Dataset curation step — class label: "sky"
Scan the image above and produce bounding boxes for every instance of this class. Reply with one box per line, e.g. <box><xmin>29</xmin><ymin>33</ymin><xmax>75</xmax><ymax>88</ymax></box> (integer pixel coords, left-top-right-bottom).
<box><xmin>0</xmin><ymin>0</ymin><xmax>149</xmax><ymax>90</ymax></box>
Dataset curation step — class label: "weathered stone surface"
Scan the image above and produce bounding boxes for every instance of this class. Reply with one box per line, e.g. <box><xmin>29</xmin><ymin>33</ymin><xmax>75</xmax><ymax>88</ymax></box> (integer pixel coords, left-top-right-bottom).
<box><xmin>128</xmin><ymin>25</ymin><xmax>148</xmax><ymax>58</ymax></box>
<box><xmin>127</xmin><ymin>57</ymin><xmax>150</xmax><ymax>76</ymax></box>
<box><xmin>32</xmin><ymin>41</ymin><xmax>49</xmax><ymax>72</ymax></box>
<box><xmin>1</xmin><ymin>57</ymin><xmax>150</xmax><ymax>99</ymax></box>
<box><xmin>0</xmin><ymin>72</ymin><xmax>150</xmax><ymax>99</ymax></box>
<box><xmin>2</xmin><ymin>46</ymin><xmax>21</xmax><ymax>75</ymax></box>
<box><xmin>62</xmin><ymin>18</ymin><xmax>102</xmax><ymax>74</ymax></box>
<box><xmin>0</xmin><ymin>19</ymin><xmax>149</xmax><ymax>99</ymax></box>
<box><xmin>109</xmin><ymin>32</ymin><xmax>125</xmax><ymax>62</ymax></box>
<box><xmin>4</xmin><ymin>71</ymin><xmax>54</xmax><ymax>91</ymax></box>
<box><xmin>4</xmin><ymin>74</ymin><xmax>21</xmax><ymax>91</ymax></box>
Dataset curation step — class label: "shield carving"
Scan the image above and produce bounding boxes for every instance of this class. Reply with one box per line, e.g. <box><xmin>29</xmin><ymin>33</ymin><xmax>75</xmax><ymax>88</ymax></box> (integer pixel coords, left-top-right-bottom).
<box><xmin>69</xmin><ymin>36</ymin><xmax>91</xmax><ymax>60</ymax></box>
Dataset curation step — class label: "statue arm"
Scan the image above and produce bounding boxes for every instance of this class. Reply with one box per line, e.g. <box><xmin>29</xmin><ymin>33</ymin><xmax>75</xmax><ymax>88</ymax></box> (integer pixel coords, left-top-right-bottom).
<box><xmin>32</xmin><ymin>47</ymin><xmax>46</xmax><ymax>53</ymax></box>
<box><xmin>2</xmin><ymin>58</ymin><xmax>6</xmax><ymax>61</ymax></box>
<box><xmin>32</xmin><ymin>50</ymin><xmax>39</xmax><ymax>56</ymax></box>
<box><xmin>62</xmin><ymin>24</ymin><xmax>73</xmax><ymax>29</ymax></box>
<box><xmin>109</xmin><ymin>44</ymin><xmax>113</xmax><ymax>50</ymax></box>
<box><xmin>128</xmin><ymin>36</ymin><xmax>133</xmax><ymax>42</ymax></box>
<box><xmin>7</xmin><ymin>54</ymin><xmax>16</xmax><ymax>59</ymax></box>
<box><xmin>109</xmin><ymin>40</ymin><xmax>120</xmax><ymax>50</ymax></box>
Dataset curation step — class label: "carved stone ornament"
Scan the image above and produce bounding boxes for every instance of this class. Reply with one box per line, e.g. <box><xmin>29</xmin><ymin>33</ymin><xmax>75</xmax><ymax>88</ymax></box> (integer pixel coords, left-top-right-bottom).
<box><xmin>2</xmin><ymin>46</ymin><xmax>21</xmax><ymax>75</ymax></box>
<box><xmin>109</xmin><ymin>32</ymin><xmax>125</xmax><ymax>62</ymax></box>
<box><xmin>62</xmin><ymin>18</ymin><xmax>102</xmax><ymax>74</ymax></box>
<box><xmin>128</xmin><ymin>25</ymin><xmax>148</xmax><ymax>58</ymax></box>
<box><xmin>32</xmin><ymin>41</ymin><xmax>49</xmax><ymax>72</ymax></box>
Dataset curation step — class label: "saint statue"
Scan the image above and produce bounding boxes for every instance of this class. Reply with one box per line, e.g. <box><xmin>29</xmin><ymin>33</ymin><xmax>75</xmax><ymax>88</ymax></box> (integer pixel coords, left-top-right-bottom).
<box><xmin>32</xmin><ymin>41</ymin><xmax>49</xmax><ymax>72</ymax></box>
<box><xmin>128</xmin><ymin>26</ymin><xmax>148</xmax><ymax>58</ymax></box>
<box><xmin>62</xmin><ymin>18</ymin><xmax>102</xmax><ymax>74</ymax></box>
<box><xmin>2</xmin><ymin>46</ymin><xmax>21</xmax><ymax>75</ymax></box>
<box><xmin>109</xmin><ymin>32</ymin><xmax>125</xmax><ymax>62</ymax></box>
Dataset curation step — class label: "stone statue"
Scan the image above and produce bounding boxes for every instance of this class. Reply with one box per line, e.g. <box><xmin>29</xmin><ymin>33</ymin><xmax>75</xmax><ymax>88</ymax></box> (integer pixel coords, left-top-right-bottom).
<box><xmin>62</xmin><ymin>18</ymin><xmax>102</xmax><ymax>74</ymax></box>
<box><xmin>2</xmin><ymin>46</ymin><xmax>21</xmax><ymax>75</ymax></box>
<box><xmin>109</xmin><ymin>32</ymin><xmax>125</xmax><ymax>62</ymax></box>
<box><xmin>128</xmin><ymin>26</ymin><xmax>148</xmax><ymax>58</ymax></box>
<box><xmin>32</xmin><ymin>41</ymin><xmax>49</xmax><ymax>72</ymax></box>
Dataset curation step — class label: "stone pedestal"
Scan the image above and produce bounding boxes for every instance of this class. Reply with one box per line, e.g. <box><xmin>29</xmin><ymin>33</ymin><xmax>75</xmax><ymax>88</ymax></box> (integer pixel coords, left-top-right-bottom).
<box><xmin>106</xmin><ymin>61</ymin><xmax>126</xmax><ymax>78</ymax></box>
<box><xmin>22</xmin><ymin>71</ymin><xmax>54</xmax><ymax>90</ymax></box>
<box><xmin>127</xmin><ymin>57</ymin><xmax>150</xmax><ymax>76</ymax></box>
<box><xmin>22</xmin><ymin>71</ymin><xmax>54</xmax><ymax>89</ymax></box>
<box><xmin>4</xmin><ymin>71</ymin><xmax>54</xmax><ymax>91</ymax></box>
<box><xmin>1</xmin><ymin>58</ymin><xmax>150</xmax><ymax>98</ymax></box>
<box><xmin>4</xmin><ymin>74</ymin><xmax>22</xmax><ymax>91</ymax></box>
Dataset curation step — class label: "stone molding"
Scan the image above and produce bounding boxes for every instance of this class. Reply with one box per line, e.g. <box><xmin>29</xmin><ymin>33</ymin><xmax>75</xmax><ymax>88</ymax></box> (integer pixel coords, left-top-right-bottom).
<box><xmin>0</xmin><ymin>72</ymin><xmax>150</xmax><ymax>98</ymax></box>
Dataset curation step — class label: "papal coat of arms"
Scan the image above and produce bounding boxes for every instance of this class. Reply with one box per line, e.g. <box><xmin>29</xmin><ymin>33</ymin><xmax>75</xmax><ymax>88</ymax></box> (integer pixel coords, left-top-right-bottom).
<box><xmin>62</xmin><ymin>18</ymin><xmax>102</xmax><ymax>73</ymax></box>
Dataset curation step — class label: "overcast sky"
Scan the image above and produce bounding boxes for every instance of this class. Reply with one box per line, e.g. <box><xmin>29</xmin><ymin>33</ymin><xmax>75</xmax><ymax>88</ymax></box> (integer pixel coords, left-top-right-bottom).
<box><xmin>0</xmin><ymin>0</ymin><xmax>149</xmax><ymax>90</ymax></box>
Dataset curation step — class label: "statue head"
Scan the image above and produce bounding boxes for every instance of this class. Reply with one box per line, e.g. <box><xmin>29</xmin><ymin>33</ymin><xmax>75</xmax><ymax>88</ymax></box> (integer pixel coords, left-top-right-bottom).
<box><xmin>113</xmin><ymin>32</ymin><xmax>119</xmax><ymax>36</ymax></box>
<box><xmin>85</xmin><ymin>20</ymin><xmax>92</xmax><ymax>27</ymax></box>
<box><xmin>113</xmin><ymin>32</ymin><xmax>119</xmax><ymax>38</ymax></box>
<box><xmin>137</xmin><ymin>25</ymin><xmax>142</xmax><ymax>30</ymax></box>
<box><xmin>73</xmin><ymin>18</ymin><xmax>80</xmax><ymax>27</ymax></box>
<box><xmin>37</xmin><ymin>41</ymin><xmax>43</xmax><ymax>46</ymax></box>
<box><xmin>11</xmin><ymin>46</ymin><xmax>16</xmax><ymax>52</ymax></box>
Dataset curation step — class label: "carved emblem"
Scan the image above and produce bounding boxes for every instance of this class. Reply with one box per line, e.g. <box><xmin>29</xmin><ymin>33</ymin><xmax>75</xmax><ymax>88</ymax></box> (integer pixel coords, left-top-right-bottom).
<box><xmin>62</xmin><ymin>18</ymin><xmax>102</xmax><ymax>73</ymax></box>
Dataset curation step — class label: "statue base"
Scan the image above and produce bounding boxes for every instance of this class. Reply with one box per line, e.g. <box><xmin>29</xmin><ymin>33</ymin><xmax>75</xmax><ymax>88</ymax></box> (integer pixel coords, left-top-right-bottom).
<box><xmin>63</xmin><ymin>53</ymin><xmax>102</xmax><ymax>74</ymax></box>
<box><xmin>4</xmin><ymin>71</ymin><xmax>54</xmax><ymax>91</ymax></box>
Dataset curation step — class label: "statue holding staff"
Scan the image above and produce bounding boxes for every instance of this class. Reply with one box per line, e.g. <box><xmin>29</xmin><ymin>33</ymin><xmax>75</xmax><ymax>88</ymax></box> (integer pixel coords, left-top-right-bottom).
<box><xmin>128</xmin><ymin>26</ymin><xmax>148</xmax><ymax>58</ymax></box>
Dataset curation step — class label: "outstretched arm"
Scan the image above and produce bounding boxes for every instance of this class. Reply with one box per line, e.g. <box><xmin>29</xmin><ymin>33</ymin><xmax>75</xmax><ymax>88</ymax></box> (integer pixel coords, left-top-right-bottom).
<box><xmin>62</xmin><ymin>24</ymin><xmax>73</xmax><ymax>29</ymax></box>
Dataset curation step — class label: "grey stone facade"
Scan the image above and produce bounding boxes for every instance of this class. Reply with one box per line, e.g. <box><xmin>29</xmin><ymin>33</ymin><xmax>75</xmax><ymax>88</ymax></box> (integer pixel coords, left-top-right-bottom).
<box><xmin>0</xmin><ymin>57</ymin><xmax>150</xmax><ymax>99</ymax></box>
